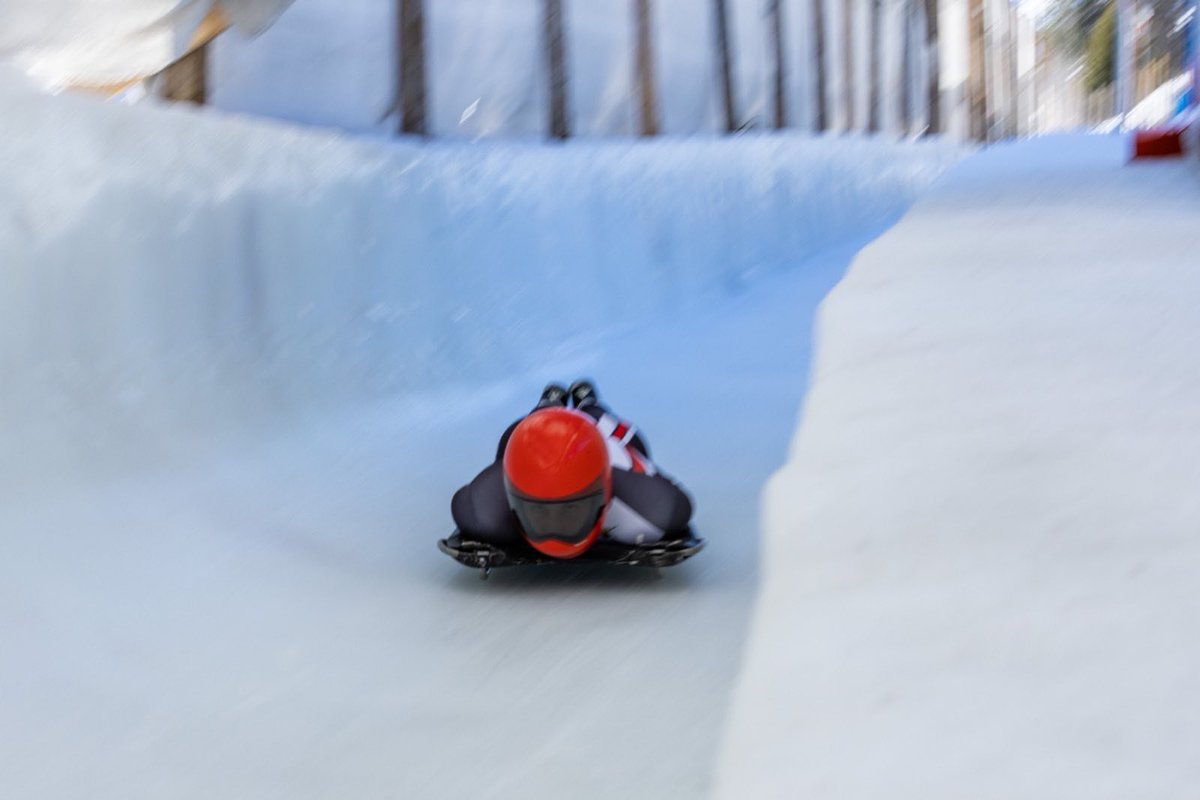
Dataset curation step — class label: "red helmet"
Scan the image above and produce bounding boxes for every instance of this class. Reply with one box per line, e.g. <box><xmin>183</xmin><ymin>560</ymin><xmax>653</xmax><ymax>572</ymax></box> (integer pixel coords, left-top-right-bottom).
<box><xmin>503</xmin><ymin>407</ymin><xmax>612</xmax><ymax>559</ymax></box>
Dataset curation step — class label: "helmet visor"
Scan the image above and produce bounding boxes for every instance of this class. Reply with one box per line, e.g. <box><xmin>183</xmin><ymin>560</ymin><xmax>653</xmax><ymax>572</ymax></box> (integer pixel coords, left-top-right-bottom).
<box><xmin>507</xmin><ymin>486</ymin><xmax>606</xmax><ymax>544</ymax></box>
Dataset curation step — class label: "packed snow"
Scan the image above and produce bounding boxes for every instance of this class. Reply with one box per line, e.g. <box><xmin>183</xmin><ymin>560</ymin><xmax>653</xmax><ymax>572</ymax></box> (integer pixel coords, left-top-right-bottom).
<box><xmin>0</xmin><ymin>72</ymin><xmax>959</xmax><ymax>798</ymax></box>
<box><xmin>716</xmin><ymin>134</ymin><xmax>1200</xmax><ymax>799</ymax></box>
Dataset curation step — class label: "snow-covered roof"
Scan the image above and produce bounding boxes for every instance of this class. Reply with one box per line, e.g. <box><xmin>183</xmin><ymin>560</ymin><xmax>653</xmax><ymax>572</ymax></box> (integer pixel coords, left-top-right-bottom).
<box><xmin>0</xmin><ymin>0</ymin><xmax>293</xmax><ymax>90</ymax></box>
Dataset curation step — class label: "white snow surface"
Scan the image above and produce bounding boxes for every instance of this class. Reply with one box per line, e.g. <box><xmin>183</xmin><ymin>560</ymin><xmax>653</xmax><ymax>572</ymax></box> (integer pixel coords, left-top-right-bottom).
<box><xmin>1095</xmin><ymin>72</ymin><xmax>1194</xmax><ymax>133</ymax></box>
<box><xmin>716</xmin><ymin>134</ymin><xmax>1200</xmax><ymax>799</ymax></box>
<box><xmin>0</xmin><ymin>74</ymin><xmax>960</xmax><ymax>798</ymax></box>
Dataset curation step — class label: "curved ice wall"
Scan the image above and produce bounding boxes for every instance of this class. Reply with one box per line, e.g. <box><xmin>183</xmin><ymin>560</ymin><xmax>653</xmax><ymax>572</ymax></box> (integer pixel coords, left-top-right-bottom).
<box><xmin>0</xmin><ymin>73</ymin><xmax>958</xmax><ymax>486</ymax></box>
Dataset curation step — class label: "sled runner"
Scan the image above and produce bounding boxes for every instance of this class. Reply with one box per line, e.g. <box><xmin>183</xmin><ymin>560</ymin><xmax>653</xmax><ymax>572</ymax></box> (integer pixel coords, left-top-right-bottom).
<box><xmin>438</xmin><ymin>530</ymin><xmax>705</xmax><ymax>579</ymax></box>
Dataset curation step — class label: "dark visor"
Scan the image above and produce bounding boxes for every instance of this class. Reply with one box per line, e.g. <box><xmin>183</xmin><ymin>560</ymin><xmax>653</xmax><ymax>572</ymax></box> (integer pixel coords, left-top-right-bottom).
<box><xmin>506</xmin><ymin>486</ymin><xmax>606</xmax><ymax>543</ymax></box>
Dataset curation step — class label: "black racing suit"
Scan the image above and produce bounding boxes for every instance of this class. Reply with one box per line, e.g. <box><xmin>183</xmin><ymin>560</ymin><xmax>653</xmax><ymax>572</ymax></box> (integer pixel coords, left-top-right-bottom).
<box><xmin>451</xmin><ymin>401</ymin><xmax>693</xmax><ymax>547</ymax></box>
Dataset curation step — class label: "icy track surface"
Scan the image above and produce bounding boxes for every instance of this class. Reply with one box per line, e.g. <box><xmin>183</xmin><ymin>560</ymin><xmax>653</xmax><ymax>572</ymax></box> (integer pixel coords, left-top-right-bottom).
<box><xmin>0</xmin><ymin>75</ymin><xmax>959</xmax><ymax>798</ymax></box>
<box><xmin>2</xmin><ymin>259</ymin><xmax>859</xmax><ymax>800</ymax></box>
<box><xmin>717</xmin><ymin>135</ymin><xmax>1200</xmax><ymax>799</ymax></box>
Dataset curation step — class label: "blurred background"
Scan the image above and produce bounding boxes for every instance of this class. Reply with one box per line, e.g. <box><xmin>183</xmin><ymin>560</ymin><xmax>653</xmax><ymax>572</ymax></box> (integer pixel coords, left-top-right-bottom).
<box><xmin>3</xmin><ymin>0</ymin><xmax>1197</xmax><ymax>141</ymax></box>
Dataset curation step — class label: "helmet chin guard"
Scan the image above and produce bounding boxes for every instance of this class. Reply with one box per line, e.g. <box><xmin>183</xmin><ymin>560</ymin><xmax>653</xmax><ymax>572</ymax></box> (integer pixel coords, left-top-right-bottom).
<box><xmin>502</xmin><ymin>407</ymin><xmax>612</xmax><ymax>558</ymax></box>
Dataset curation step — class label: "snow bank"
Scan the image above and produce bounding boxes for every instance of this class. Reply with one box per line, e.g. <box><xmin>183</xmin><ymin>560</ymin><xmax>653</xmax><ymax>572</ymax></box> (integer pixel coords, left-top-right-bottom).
<box><xmin>715</xmin><ymin>135</ymin><xmax>1200</xmax><ymax>798</ymax></box>
<box><xmin>0</xmin><ymin>74</ymin><xmax>960</xmax><ymax>489</ymax></box>
<box><xmin>1095</xmin><ymin>73</ymin><xmax>1194</xmax><ymax>133</ymax></box>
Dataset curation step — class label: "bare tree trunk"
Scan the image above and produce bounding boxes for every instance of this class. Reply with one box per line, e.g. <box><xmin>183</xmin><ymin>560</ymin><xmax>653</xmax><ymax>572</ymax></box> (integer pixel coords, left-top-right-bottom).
<box><xmin>987</xmin><ymin>0</ymin><xmax>1008</xmax><ymax>137</ymax></box>
<box><xmin>1192</xmin><ymin>0</ymin><xmax>1200</xmax><ymax>112</ymax></box>
<box><xmin>634</xmin><ymin>0</ymin><xmax>660</xmax><ymax>135</ymax></box>
<box><xmin>811</xmin><ymin>0</ymin><xmax>829</xmax><ymax>130</ymax></box>
<box><xmin>867</xmin><ymin>0</ymin><xmax>881</xmax><ymax>131</ymax></box>
<box><xmin>1004</xmin><ymin>0</ymin><xmax>1018</xmax><ymax>137</ymax></box>
<box><xmin>984</xmin><ymin>0</ymin><xmax>993</xmax><ymax>137</ymax></box>
<box><xmin>1115</xmin><ymin>0</ymin><xmax>1134</xmax><ymax>123</ymax></box>
<box><xmin>161</xmin><ymin>6</ymin><xmax>230</xmax><ymax>106</ymax></box>
<box><xmin>923</xmin><ymin>0</ymin><xmax>940</xmax><ymax>134</ymax></box>
<box><xmin>902</xmin><ymin>0</ymin><xmax>914</xmax><ymax>134</ymax></box>
<box><xmin>768</xmin><ymin>0</ymin><xmax>788</xmax><ymax>128</ymax></box>
<box><xmin>843</xmin><ymin>0</ymin><xmax>855</xmax><ymax>129</ymax></box>
<box><xmin>713</xmin><ymin>0</ymin><xmax>738</xmax><ymax>132</ymax></box>
<box><xmin>967</xmin><ymin>0</ymin><xmax>987</xmax><ymax>140</ymax></box>
<box><xmin>544</xmin><ymin>0</ymin><xmax>570</xmax><ymax>139</ymax></box>
<box><xmin>398</xmin><ymin>0</ymin><xmax>428</xmax><ymax>136</ymax></box>
<box><xmin>1187</xmin><ymin>0</ymin><xmax>1199</xmax><ymax>81</ymax></box>
<box><xmin>162</xmin><ymin>44</ymin><xmax>208</xmax><ymax>105</ymax></box>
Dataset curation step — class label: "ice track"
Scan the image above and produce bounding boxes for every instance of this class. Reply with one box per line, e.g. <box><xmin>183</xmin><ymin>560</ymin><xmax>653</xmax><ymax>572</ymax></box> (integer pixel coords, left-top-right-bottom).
<box><xmin>0</xmin><ymin>72</ymin><xmax>959</xmax><ymax>799</ymax></box>
<box><xmin>3</xmin><ymin>247</ymin><xmax>857</xmax><ymax>799</ymax></box>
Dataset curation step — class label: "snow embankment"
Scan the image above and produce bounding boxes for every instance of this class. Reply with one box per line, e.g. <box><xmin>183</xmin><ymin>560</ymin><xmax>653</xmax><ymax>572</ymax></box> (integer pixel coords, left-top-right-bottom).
<box><xmin>0</xmin><ymin>72</ymin><xmax>960</xmax><ymax>490</ymax></box>
<box><xmin>716</xmin><ymin>134</ymin><xmax>1200</xmax><ymax>798</ymax></box>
